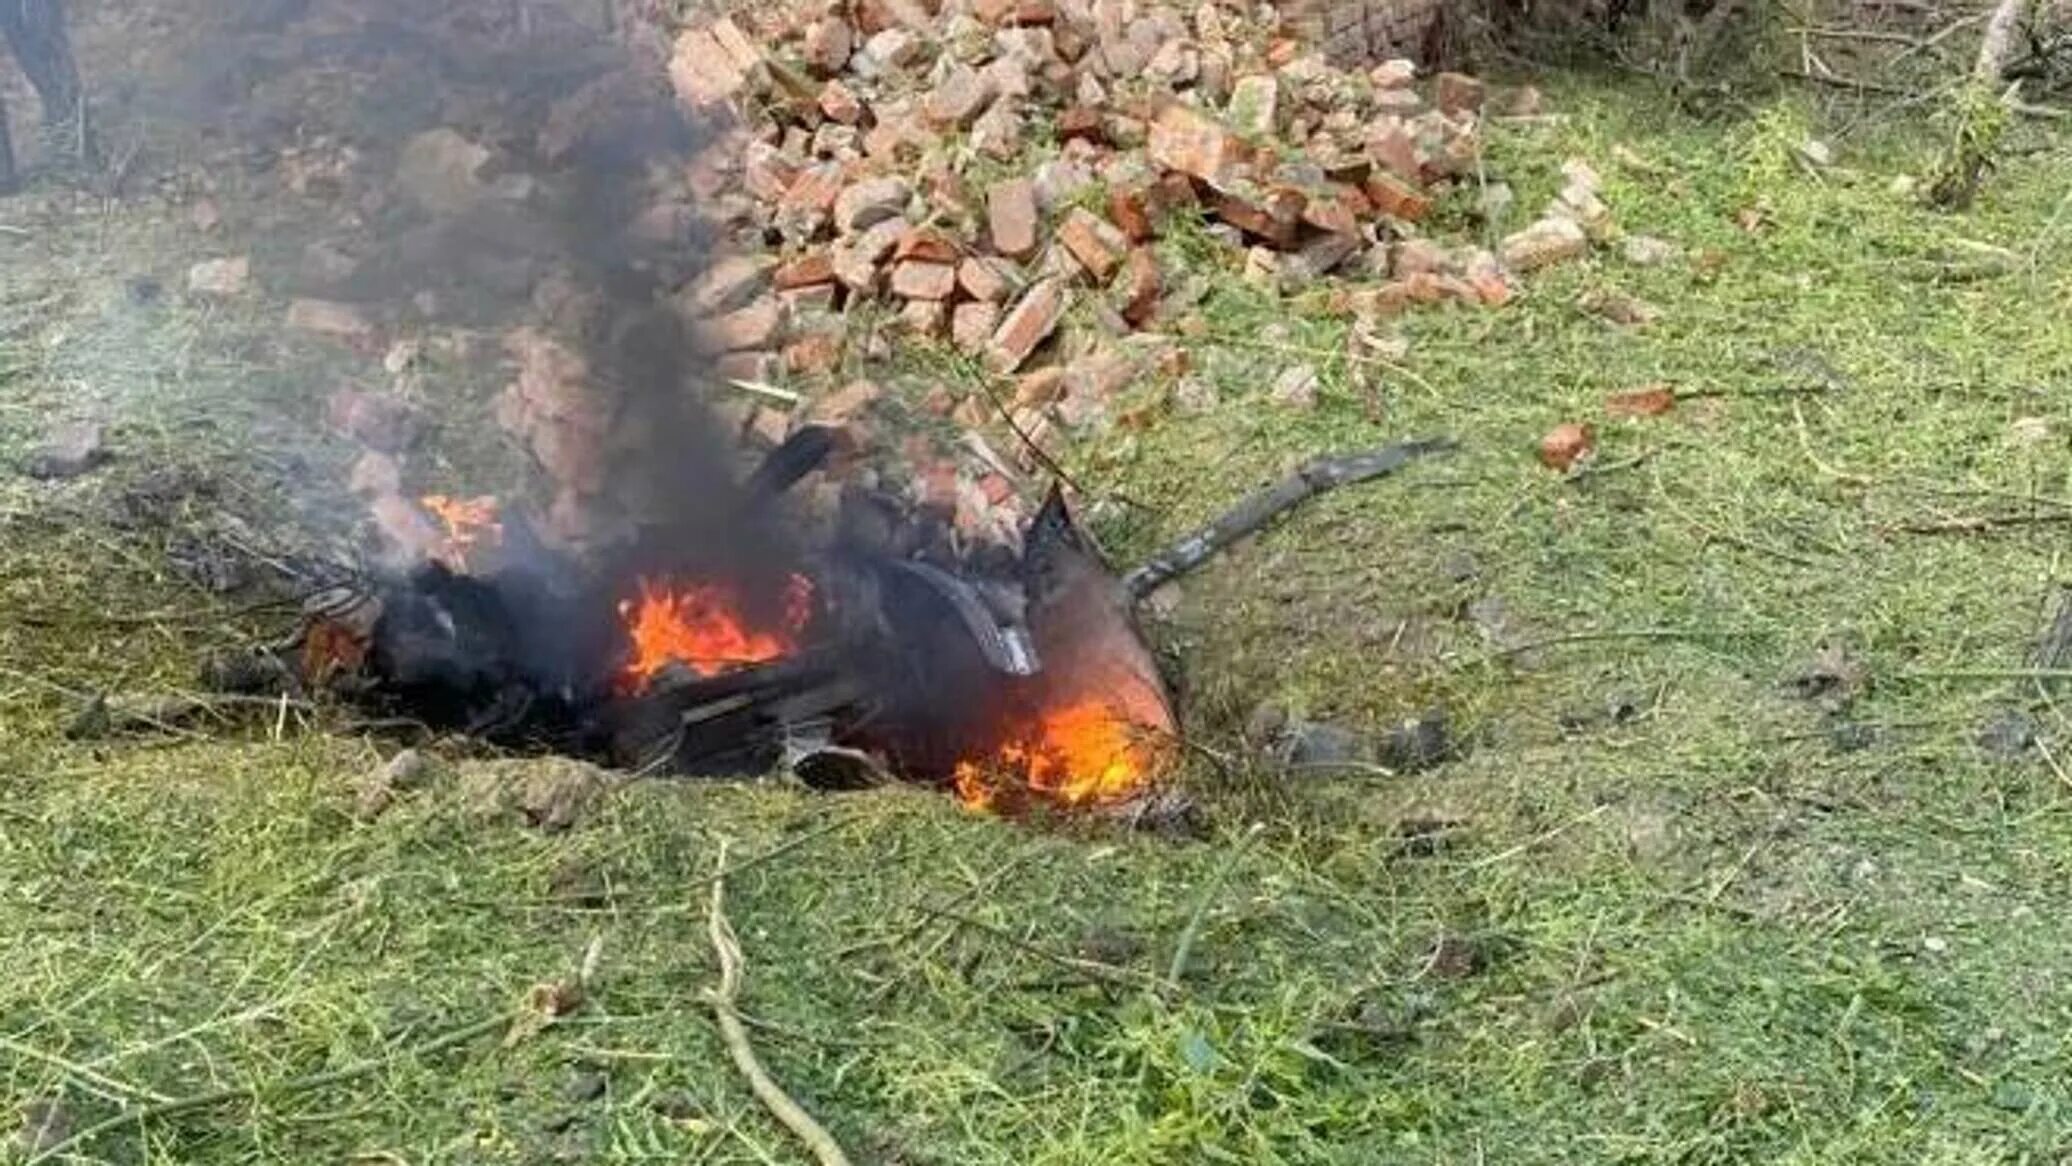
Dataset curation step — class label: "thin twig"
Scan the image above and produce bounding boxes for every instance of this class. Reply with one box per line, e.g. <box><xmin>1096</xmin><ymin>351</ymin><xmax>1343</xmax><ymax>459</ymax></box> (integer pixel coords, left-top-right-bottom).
<box><xmin>704</xmin><ymin>841</ymin><xmax>854</xmax><ymax>1166</ymax></box>
<box><xmin>727</xmin><ymin>379</ymin><xmax>803</xmax><ymax>405</ymax></box>
<box><xmin>1167</xmin><ymin>822</ymin><xmax>1265</xmax><ymax>989</ymax></box>
<box><xmin>1902</xmin><ymin>667</ymin><xmax>2072</xmax><ymax>681</ymax></box>
<box><xmin>1462</xmin><ymin>805</ymin><xmax>1611</xmax><ymax>872</ymax></box>
<box><xmin>1481</xmin><ymin>627</ymin><xmax>1757</xmax><ymax>662</ymax></box>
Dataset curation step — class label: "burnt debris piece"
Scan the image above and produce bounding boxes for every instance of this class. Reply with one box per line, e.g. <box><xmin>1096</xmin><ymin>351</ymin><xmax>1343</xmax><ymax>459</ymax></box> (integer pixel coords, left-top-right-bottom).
<box><xmin>254</xmin><ymin>430</ymin><xmax>1450</xmax><ymax>809</ymax></box>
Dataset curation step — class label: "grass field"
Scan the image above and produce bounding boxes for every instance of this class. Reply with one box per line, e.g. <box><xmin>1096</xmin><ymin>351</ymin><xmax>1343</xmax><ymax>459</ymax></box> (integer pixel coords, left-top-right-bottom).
<box><xmin>7</xmin><ymin>72</ymin><xmax>2072</xmax><ymax>1163</ymax></box>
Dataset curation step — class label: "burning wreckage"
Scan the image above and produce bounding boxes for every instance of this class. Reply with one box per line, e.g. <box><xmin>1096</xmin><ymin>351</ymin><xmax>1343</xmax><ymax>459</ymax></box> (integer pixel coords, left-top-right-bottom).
<box><xmin>260</xmin><ymin>431</ymin><xmax>1449</xmax><ymax>817</ymax></box>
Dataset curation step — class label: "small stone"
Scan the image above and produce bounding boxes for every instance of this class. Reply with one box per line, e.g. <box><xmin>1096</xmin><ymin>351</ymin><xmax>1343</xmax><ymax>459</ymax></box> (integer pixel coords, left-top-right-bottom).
<box><xmin>1371</xmin><ymin>87</ymin><xmax>1423</xmax><ymax>114</ymax></box>
<box><xmin>1538</xmin><ymin>422</ymin><xmax>1596</xmax><ymax>472</ymax></box>
<box><xmin>1031</xmin><ymin>156</ymin><xmax>1093</xmax><ymax>211</ymax></box>
<box><xmin>1622</xmin><ymin>234</ymin><xmax>1680</xmax><ymax>266</ymax></box>
<box><xmin>1378</xmin><ymin>710</ymin><xmax>1451</xmax><ymax>773</ymax></box>
<box><xmin>1013</xmin><ymin>366</ymin><xmax>1066</xmax><ymax>407</ymax></box>
<box><xmin>1979</xmin><ymin>709</ymin><xmax>2038</xmax><ymax>759</ymax></box>
<box><xmin>686</xmin><ymin>254</ymin><xmax>776</xmax><ymax>315</ymax></box>
<box><xmin>785</xmin><ymin>333</ymin><xmax>843</xmax><ymax>375</ymax></box>
<box><xmin>186</xmin><ymin>256</ymin><xmax>251</xmax><ymax>298</ymax></box>
<box><xmin>1370</xmin><ymin>58</ymin><xmax>1416</xmax><ymax>88</ymax></box>
<box><xmin>819</xmin><ymin>80</ymin><xmax>865</xmax><ymax>124</ymax></box>
<box><xmin>1174</xmin><ymin>376</ymin><xmax>1218</xmax><ymax>414</ymax></box>
<box><xmin>699</xmin><ymin>296</ymin><xmax>786</xmax><ymax>351</ymax></box>
<box><xmin>1271</xmin><ymin>364</ymin><xmax>1318</xmax><ymax>410</ymax></box>
<box><xmin>23</xmin><ymin>421</ymin><xmax>110</xmax><ymax>480</ymax></box>
<box><xmin>986</xmin><ymin>277</ymin><xmax>1068</xmax><ymax>373</ymax></box>
<box><xmin>1400</xmin><ymin>237</ymin><xmax>1450</xmax><ymax>275</ymax></box>
<box><xmin>832</xmin><ymin>218</ymin><xmax>905</xmax><ymax>293</ymax></box>
<box><xmin>1120</xmin><ymin>247</ymin><xmax>1161</xmax><ymax>327</ymax></box>
<box><xmin>952</xmin><ymin>301</ymin><xmax>1002</xmax><ymax>352</ymax></box>
<box><xmin>834</xmin><ymin>177</ymin><xmax>912</xmax><ymax>235</ymax></box>
<box><xmin>1056</xmin><ymin>207</ymin><xmax>1128</xmax><ymax>282</ymax></box>
<box><xmin>1578</xmin><ymin>288</ymin><xmax>1659</xmax><ymax>327</ymax></box>
<box><xmin>890</xmin><ymin>259</ymin><xmax>958</xmax><ymax>300</ymax></box>
<box><xmin>286</xmin><ymin>298</ymin><xmax>375</xmax><ymax>342</ymax></box>
<box><xmin>859</xmin><ymin>28</ymin><xmax>927</xmax><ymax>75</ymax></box>
<box><xmin>1434</xmin><ymin>72</ymin><xmax>1486</xmax><ymax>116</ymax></box>
<box><xmin>958</xmin><ymin>256</ymin><xmax>1015</xmax><ymax>302</ymax></box>
<box><xmin>970</xmin><ymin>99</ymin><xmax>1024</xmax><ymax>160</ymax></box>
<box><xmin>567</xmin><ymin>1070</ymin><xmax>609</xmax><ymax>1104</ymax></box>
<box><xmin>987</xmin><ymin>177</ymin><xmax>1040</xmax><ymax>259</ymax></box>
<box><xmin>925</xmin><ymin>64</ymin><xmax>996</xmax><ymax>128</ymax></box>
<box><xmin>669</xmin><ymin>25</ymin><xmax>753</xmax><ymax>107</ymax></box>
<box><xmin>810</xmin><ymin>379</ymin><xmax>884</xmax><ymax>424</ymax></box>
<box><xmin>898</xmin><ymin>297</ymin><xmax>948</xmax><ymax>337</ymax></box>
<box><xmin>1285</xmin><ymin>721</ymin><xmax>1364</xmax><ymax>767</ymax></box>
<box><xmin>1500</xmin><ymin>217</ymin><xmax>1589</xmax><ymax>272</ymax></box>
<box><xmin>803</xmin><ymin>17</ymin><xmax>854</xmax><ymax>75</ymax></box>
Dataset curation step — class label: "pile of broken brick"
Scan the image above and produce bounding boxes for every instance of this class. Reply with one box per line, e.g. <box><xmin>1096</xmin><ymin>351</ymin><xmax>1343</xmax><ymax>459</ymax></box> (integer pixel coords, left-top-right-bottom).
<box><xmin>662</xmin><ymin>0</ymin><xmax>1614</xmax><ymax>501</ymax></box>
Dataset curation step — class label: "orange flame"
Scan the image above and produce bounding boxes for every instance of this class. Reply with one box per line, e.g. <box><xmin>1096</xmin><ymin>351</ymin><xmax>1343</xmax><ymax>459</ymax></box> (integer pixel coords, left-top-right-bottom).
<box><xmin>953</xmin><ymin>697</ymin><xmax>1171</xmax><ymax>812</ymax></box>
<box><xmin>616</xmin><ymin>573</ymin><xmax>814</xmax><ymax>693</ymax></box>
<box><xmin>419</xmin><ymin>494</ymin><xmax>503</xmax><ymax>571</ymax></box>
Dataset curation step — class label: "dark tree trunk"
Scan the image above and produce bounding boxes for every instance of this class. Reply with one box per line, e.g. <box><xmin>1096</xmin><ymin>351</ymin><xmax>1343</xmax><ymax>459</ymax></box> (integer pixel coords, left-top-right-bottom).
<box><xmin>0</xmin><ymin>88</ymin><xmax>17</xmax><ymax>194</ymax></box>
<box><xmin>0</xmin><ymin>0</ymin><xmax>99</xmax><ymax>168</ymax></box>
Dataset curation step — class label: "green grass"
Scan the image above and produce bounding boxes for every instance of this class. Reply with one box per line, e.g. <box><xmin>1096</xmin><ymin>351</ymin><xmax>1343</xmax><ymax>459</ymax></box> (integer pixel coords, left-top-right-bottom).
<box><xmin>8</xmin><ymin>73</ymin><xmax>2072</xmax><ymax>1163</ymax></box>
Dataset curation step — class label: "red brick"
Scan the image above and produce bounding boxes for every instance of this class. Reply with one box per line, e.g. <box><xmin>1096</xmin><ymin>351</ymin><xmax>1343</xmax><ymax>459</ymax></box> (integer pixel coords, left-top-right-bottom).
<box><xmin>1213</xmin><ymin>188</ymin><xmax>1302</xmax><ymax>248</ymax></box>
<box><xmin>803</xmin><ymin>17</ymin><xmax>853</xmax><ymax>76</ymax></box>
<box><xmin>986</xmin><ymin>277</ymin><xmax>1068</xmax><ymax>373</ymax></box>
<box><xmin>924</xmin><ymin>65</ymin><xmax>995</xmax><ymax>128</ymax></box>
<box><xmin>700</xmin><ymin>296</ymin><xmax>787</xmax><ymax>351</ymax></box>
<box><xmin>958</xmin><ymin>256</ymin><xmax>1015</xmax><ymax>302</ymax></box>
<box><xmin>1057</xmin><ymin>105</ymin><xmax>1106</xmax><ymax>144</ymax></box>
<box><xmin>895</xmin><ymin>226</ymin><xmax>962</xmax><ymax>264</ymax></box>
<box><xmin>773</xmin><ymin>251</ymin><xmax>836</xmax><ymax>290</ymax></box>
<box><xmin>819</xmin><ymin>80</ymin><xmax>864</xmax><ymax>124</ymax></box>
<box><xmin>1364</xmin><ymin>173</ymin><xmax>1433</xmax><ymax>222</ymax></box>
<box><xmin>1056</xmin><ymin>207</ymin><xmax>1127</xmax><ymax>282</ymax></box>
<box><xmin>1120</xmin><ymin>247</ymin><xmax>1161</xmax><ymax>327</ymax></box>
<box><xmin>952</xmin><ymin>301</ymin><xmax>1002</xmax><ymax>352</ymax></box>
<box><xmin>978</xmin><ymin>471</ymin><xmax>1016</xmax><ymax>505</ymax></box>
<box><xmin>1148</xmin><ymin>102</ymin><xmax>1243</xmax><ymax>184</ymax></box>
<box><xmin>1299</xmin><ymin>186</ymin><xmax>1362</xmax><ymax>235</ymax></box>
<box><xmin>987</xmin><ymin>178</ymin><xmax>1040</xmax><ymax>260</ymax></box>
<box><xmin>780</xmin><ymin>163</ymin><xmax>844</xmax><ymax>221</ymax></box>
<box><xmin>1107</xmin><ymin>185</ymin><xmax>1153</xmax><ymax>242</ymax></box>
<box><xmin>890</xmin><ymin>259</ymin><xmax>958</xmax><ymax>301</ymax></box>
<box><xmin>1367</xmin><ymin>119</ymin><xmax>1422</xmax><ymax>183</ymax></box>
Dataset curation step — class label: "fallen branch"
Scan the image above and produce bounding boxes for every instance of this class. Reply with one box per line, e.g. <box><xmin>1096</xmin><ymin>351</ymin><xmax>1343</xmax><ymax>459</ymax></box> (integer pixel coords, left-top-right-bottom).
<box><xmin>704</xmin><ymin>841</ymin><xmax>854</xmax><ymax>1166</ymax></box>
<box><xmin>1123</xmin><ymin>439</ymin><xmax>1454</xmax><ymax>600</ymax></box>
